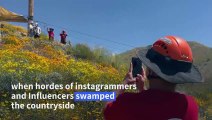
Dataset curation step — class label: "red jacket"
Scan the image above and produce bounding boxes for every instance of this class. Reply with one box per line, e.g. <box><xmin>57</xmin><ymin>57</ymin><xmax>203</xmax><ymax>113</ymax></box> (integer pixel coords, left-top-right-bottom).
<box><xmin>60</xmin><ymin>33</ymin><xmax>67</xmax><ymax>39</ymax></box>
<box><xmin>48</xmin><ymin>31</ymin><xmax>54</xmax><ymax>38</ymax></box>
<box><xmin>104</xmin><ymin>89</ymin><xmax>198</xmax><ymax>120</ymax></box>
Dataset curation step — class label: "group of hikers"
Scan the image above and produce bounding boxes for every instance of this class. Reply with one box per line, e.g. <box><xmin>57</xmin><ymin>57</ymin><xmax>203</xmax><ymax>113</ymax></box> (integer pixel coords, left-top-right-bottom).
<box><xmin>29</xmin><ymin>21</ymin><xmax>68</xmax><ymax>44</ymax></box>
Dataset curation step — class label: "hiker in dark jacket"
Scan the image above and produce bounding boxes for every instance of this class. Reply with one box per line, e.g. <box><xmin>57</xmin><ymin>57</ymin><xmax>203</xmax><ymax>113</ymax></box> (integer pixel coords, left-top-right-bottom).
<box><xmin>60</xmin><ymin>30</ymin><xmax>68</xmax><ymax>44</ymax></box>
<box><xmin>47</xmin><ymin>28</ymin><xmax>54</xmax><ymax>41</ymax></box>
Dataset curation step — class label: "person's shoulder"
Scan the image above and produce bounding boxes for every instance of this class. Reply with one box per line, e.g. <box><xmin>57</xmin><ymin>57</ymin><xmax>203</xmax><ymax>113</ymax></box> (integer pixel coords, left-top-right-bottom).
<box><xmin>176</xmin><ymin>92</ymin><xmax>198</xmax><ymax>110</ymax></box>
<box><xmin>184</xmin><ymin>94</ymin><xmax>198</xmax><ymax>105</ymax></box>
<box><xmin>176</xmin><ymin>93</ymin><xmax>199</xmax><ymax>119</ymax></box>
<box><xmin>176</xmin><ymin>92</ymin><xmax>196</xmax><ymax>102</ymax></box>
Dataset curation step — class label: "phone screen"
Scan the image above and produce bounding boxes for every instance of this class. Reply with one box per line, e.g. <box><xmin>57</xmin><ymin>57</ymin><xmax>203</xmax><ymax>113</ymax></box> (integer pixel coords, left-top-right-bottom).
<box><xmin>132</xmin><ymin>57</ymin><xmax>142</xmax><ymax>77</ymax></box>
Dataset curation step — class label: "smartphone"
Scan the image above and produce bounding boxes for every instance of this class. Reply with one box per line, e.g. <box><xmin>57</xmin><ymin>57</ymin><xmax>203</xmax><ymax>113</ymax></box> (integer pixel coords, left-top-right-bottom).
<box><xmin>132</xmin><ymin>57</ymin><xmax>142</xmax><ymax>77</ymax></box>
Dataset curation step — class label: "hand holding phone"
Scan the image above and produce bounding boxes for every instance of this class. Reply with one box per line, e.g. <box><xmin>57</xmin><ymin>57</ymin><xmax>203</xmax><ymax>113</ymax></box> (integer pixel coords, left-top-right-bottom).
<box><xmin>121</xmin><ymin>58</ymin><xmax>145</xmax><ymax>92</ymax></box>
<box><xmin>131</xmin><ymin>57</ymin><xmax>142</xmax><ymax>77</ymax></box>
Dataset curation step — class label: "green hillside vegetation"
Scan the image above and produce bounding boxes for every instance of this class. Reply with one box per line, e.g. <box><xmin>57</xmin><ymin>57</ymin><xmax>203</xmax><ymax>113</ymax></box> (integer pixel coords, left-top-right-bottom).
<box><xmin>119</xmin><ymin>41</ymin><xmax>212</xmax><ymax>119</ymax></box>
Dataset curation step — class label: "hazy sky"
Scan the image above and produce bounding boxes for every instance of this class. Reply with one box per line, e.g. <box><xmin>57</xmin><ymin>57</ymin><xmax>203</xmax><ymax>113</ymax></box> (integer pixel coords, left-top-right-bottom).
<box><xmin>1</xmin><ymin>0</ymin><xmax>212</xmax><ymax>53</ymax></box>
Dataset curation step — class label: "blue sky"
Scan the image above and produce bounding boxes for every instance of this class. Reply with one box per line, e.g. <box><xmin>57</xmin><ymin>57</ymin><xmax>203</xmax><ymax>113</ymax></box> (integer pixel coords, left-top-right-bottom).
<box><xmin>1</xmin><ymin>0</ymin><xmax>212</xmax><ymax>53</ymax></box>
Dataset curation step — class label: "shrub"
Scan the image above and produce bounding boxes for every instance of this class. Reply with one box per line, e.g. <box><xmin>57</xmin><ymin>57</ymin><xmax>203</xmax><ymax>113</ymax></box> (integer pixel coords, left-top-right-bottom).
<box><xmin>73</xmin><ymin>44</ymin><xmax>95</xmax><ymax>60</ymax></box>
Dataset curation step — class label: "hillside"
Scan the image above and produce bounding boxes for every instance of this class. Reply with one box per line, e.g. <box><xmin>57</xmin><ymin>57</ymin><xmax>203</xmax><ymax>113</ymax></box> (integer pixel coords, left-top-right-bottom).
<box><xmin>0</xmin><ymin>23</ymin><xmax>125</xmax><ymax>120</ymax></box>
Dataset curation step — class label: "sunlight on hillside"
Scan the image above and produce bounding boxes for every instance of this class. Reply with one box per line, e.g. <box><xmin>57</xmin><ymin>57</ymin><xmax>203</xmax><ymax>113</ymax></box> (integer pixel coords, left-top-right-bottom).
<box><xmin>0</xmin><ymin>23</ymin><xmax>211</xmax><ymax>119</ymax></box>
<box><xmin>0</xmin><ymin>23</ymin><xmax>126</xmax><ymax>119</ymax></box>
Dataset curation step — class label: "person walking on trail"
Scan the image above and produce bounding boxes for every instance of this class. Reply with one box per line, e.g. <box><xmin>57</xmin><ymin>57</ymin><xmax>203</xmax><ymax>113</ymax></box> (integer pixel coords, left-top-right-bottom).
<box><xmin>33</xmin><ymin>22</ymin><xmax>41</xmax><ymax>39</ymax></box>
<box><xmin>60</xmin><ymin>30</ymin><xmax>68</xmax><ymax>44</ymax></box>
<box><xmin>47</xmin><ymin>28</ymin><xmax>54</xmax><ymax>41</ymax></box>
<box><xmin>103</xmin><ymin>36</ymin><xmax>203</xmax><ymax>120</ymax></box>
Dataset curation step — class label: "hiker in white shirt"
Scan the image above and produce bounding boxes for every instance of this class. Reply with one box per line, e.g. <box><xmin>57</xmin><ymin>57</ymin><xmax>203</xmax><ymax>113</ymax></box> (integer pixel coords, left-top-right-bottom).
<box><xmin>34</xmin><ymin>22</ymin><xmax>41</xmax><ymax>39</ymax></box>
